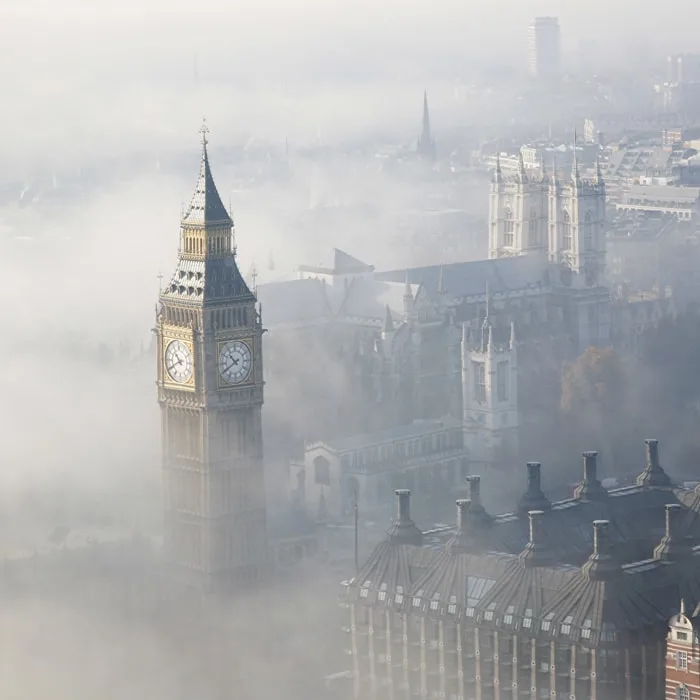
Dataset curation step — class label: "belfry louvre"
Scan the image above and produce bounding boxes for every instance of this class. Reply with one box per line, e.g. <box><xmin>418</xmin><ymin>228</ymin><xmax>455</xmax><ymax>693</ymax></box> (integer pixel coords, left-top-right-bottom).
<box><xmin>342</xmin><ymin>441</ymin><xmax>700</xmax><ymax>700</ymax></box>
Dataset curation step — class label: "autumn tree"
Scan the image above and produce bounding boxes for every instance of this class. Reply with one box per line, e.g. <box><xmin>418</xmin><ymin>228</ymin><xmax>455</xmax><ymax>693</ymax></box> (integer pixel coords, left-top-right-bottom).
<box><xmin>560</xmin><ymin>346</ymin><xmax>631</xmax><ymax>477</ymax></box>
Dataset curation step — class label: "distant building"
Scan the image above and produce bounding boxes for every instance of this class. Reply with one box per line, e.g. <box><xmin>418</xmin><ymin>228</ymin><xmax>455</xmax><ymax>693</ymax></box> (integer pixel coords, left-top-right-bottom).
<box><xmin>527</xmin><ymin>17</ymin><xmax>561</xmax><ymax>80</ymax></box>
<box><xmin>616</xmin><ymin>184</ymin><xmax>700</xmax><ymax>220</ymax></box>
<box><xmin>666</xmin><ymin>53</ymin><xmax>700</xmax><ymax>85</ymax></box>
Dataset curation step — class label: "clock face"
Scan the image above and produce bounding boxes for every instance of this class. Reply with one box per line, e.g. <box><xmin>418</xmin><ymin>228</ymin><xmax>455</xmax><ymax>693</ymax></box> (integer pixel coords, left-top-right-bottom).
<box><xmin>219</xmin><ymin>340</ymin><xmax>252</xmax><ymax>385</ymax></box>
<box><xmin>164</xmin><ymin>340</ymin><xmax>194</xmax><ymax>384</ymax></box>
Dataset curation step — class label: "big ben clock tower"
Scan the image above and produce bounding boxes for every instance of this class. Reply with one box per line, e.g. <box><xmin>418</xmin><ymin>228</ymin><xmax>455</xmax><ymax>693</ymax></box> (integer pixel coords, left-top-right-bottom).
<box><xmin>156</xmin><ymin>123</ymin><xmax>268</xmax><ymax>593</ymax></box>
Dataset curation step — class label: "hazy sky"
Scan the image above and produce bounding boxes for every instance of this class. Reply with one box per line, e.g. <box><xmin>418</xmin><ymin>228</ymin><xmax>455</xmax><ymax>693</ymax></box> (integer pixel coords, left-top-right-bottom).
<box><xmin>0</xmin><ymin>0</ymin><xmax>698</xmax><ymax>172</ymax></box>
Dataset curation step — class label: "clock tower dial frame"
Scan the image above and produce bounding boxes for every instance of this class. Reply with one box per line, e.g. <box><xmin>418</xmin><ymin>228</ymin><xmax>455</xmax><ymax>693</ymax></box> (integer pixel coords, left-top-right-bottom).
<box><xmin>154</xmin><ymin>125</ymin><xmax>268</xmax><ymax>593</ymax></box>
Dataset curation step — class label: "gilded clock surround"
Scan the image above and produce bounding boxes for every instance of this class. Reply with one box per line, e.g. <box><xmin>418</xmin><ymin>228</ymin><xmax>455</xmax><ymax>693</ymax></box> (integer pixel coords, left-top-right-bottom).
<box><xmin>161</xmin><ymin>323</ymin><xmax>196</xmax><ymax>391</ymax></box>
<box><xmin>217</xmin><ymin>337</ymin><xmax>254</xmax><ymax>389</ymax></box>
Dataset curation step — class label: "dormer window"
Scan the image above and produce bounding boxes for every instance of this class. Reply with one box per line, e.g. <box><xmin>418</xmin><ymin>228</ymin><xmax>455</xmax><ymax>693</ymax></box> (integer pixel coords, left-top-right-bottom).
<box><xmin>541</xmin><ymin>612</ymin><xmax>555</xmax><ymax>632</ymax></box>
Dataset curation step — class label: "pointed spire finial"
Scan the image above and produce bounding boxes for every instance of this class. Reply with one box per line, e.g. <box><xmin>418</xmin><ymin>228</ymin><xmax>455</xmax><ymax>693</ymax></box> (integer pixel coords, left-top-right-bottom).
<box><xmin>200</xmin><ymin>117</ymin><xmax>209</xmax><ymax>150</ymax></box>
<box><xmin>596</xmin><ymin>155</ymin><xmax>604</xmax><ymax>185</ymax></box>
<box><xmin>383</xmin><ymin>304</ymin><xmax>395</xmax><ymax>334</ymax></box>
<box><xmin>481</xmin><ymin>282</ymin><xmax>493</xmax><ymax>351</ymax></box>
<box><xmin>438</xmin><ymin>263</ymin><xmax>446</xmax><ymax>295</ymax></box>
<box><xmin>572</xmin><ymin>129</ymin><xmax>580</xmax><ymax>181</ymax></box>
<box><xmin>518</xmin><ymin>150</ymin><xmax>526</xmax><ymax>181</ymax></box>
<box><xmin>494</xmin><ymin>152</ymin><xmax>502</xmax><ymax>183</ymax></box>
<box><xmin>681</xmin><ymin>598</ymin><xmax>687</xmax><ymax>616</ymax></box>
<box><xmin>509</xmin><ymin>319</ymin><xmax>517</xmax><ymax>350</ymax></box>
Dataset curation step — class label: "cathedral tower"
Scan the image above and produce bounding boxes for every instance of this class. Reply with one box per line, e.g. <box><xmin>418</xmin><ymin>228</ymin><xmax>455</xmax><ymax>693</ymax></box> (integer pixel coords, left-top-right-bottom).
<box><xmin>155</xmin><ymin>123</ymin><xmax>268</xmax><ymax>593</ymax></box>
<box><xmin>548</xmin><ymin>144</ymin><xmax>609</xmax><ymax>350</ymax></box>
<box><xmin>548</xmin><ymin>146</ymin><xmax>606</xmax><ymax>282</ymax></box>
<box><xmin>461</xmin><ymin>307</ymin><xmax>519</xmax><ymax>467</ymax></box>
<box><xmin>488</xmin><ymin>153</ymin><xmax>548</xmax><ymax>259</ymax></box>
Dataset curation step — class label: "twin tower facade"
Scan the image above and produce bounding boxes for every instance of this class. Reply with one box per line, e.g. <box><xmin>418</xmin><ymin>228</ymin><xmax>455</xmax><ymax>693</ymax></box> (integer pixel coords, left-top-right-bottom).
<box><xmin>488</xmin><ymin>153</ymin><xmax>606</xmax><ymax>285</ymax></box>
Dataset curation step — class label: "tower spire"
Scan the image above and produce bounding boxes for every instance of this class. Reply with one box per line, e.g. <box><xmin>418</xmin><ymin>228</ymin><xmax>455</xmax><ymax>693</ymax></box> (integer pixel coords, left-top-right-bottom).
<box><xmin>418</xmin><ymin>90</ymin><xmax>436</xmax><ymax>160</ymax></box>
<box><xmin>182</xmin><ymin>119</ymin><xmax>232</xmax><ymax>227</ymax></box>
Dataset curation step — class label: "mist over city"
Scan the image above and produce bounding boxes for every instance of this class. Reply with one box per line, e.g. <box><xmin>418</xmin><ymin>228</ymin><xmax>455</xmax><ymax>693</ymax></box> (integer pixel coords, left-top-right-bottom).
<box><xmin>3</xmin><ymin>1</ymin><xmax>700</xmax><ymax>699</ymax></box>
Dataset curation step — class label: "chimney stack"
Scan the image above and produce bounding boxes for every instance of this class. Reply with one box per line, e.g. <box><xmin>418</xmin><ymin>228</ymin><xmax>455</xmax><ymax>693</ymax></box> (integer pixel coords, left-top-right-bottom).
<box><xmin>466</xmin><ymin>475</ymin><xmax>481</xmax><ymax>506</ymax></box>
<box><xmin>593</xmin><ymin>519</ymin><xmax>610</xmax><ymax>556</ymax></box>
<box><xmin>653</xmin><ymin>503</ymin><xmax>691</xmax><ymax>562</ymax></box>
<box><xmin>464</xmin><ymin>475</ymin><xmax>492</xmax><ymax>526</ymax></box>
<box><xmin>456</xmin><ymin>498</ymin><xmax>471</xmax><ymax>532</ymax></box>
<box><xmin>519</xmin><ymin>510</ymin><xmax>553</xmax><ymax>567</ymax></box>
<box><xmin>527</xmin><ymin>462</ymin><xmax>541</xmax><ymax>492</ymax></box>
<box><xmin>396</xmin><ymin>489</ymin><xmax>411</xmax><ymax>522</ymax></box>
<box><xmin>582</xmin><ymin>520</ymin><xmax>619</xmax><ymax>580</ymax></box>
<box><xmin>646</xmin><ymin>439</ymin><xmax>659</xmax><ymax>471</ymax></box>
<box><xmin>387</xmin><ymin>490</ymin><xmax>423</xmax><ymax>546</ymax></box>
<box><xmin>574</xmin><ymin>452</ymin><xmax>608</xmax><ymax>501</ymax></box>
<box><xmin>447</xmin><ymin>499</ymin><xmax>477</xmax><ymax>554</ymax></box>
<box><xmin>518</xmin><ymin>462</ymin><xmax>551</xmax><ymax>515</ymax></box>
<box><xmin>637</xmin><ymin>439</ymin><xmax>673</xmax><ymax>488</ymax></box>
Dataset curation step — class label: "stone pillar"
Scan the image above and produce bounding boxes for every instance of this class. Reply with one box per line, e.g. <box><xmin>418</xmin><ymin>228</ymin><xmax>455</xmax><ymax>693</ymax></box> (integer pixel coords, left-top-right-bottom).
<box><xmin>438</xmin><ymin>621</ymin><xmax>446</xmax><ymax>699</ymax></box>
<box><xmin>386</xmin><ymin>611</ymin><xmax>394</xmax><ymax>700</ymax></box>
<box><xmin>493</xmin><ymin>629</ymin><xmax>501</xmax><ymax>700</ymax></box>
<box><xmin>420</xmin><ymin>617</ymin><xmax>427</xmax><ymax>697</ymax></box>
<box><xmin>475</xmin><ymin>628</ymin><xmax>482</xmax><ymax>700</ymax></box>
<box><xmin>368</xmin><ymin>607</ymin><xmax>377</xmax><ymax>700</ymax></box>
<box><xmin>351</xmin><ymin>604</ymin><xmax>360</xmax><ymax>699</ymax></box>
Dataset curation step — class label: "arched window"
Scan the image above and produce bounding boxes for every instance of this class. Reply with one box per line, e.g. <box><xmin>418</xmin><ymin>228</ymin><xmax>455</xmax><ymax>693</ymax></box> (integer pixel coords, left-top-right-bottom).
<box><xmin>314</xmin><ymin>456</ymin><xmax>331</xmax><ymax>486</ymax></box>
<box><xmin>678</xmin><ymin>685</ymin><xmax>690</xmax><ymax>700</ymax></box>
<box><xmin>562</xmin><ymin>210</ymin><xmax>572</xmax><ymax>251</ymax></box>
<box><xmin>504</xmin><ymin>209</ymin><xmax>514</xmax><ymax>247</ymax></box>
<box><xmin>529</xmin><ymin>210</ymin><xmax>538</xmax><ymax>247</ymax></box>
<box><xmin>583</xmin><ymin>211</ymin><xmax>593</xmax><ymax>251</ymax></box>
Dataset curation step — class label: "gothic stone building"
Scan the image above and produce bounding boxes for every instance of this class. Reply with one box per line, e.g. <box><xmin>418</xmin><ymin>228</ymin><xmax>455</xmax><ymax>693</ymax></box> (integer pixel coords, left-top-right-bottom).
<box><xmin>343</xmin><ymin>439</ymin><xmax>700</xmax><ymax>700</ymax></box>
<box><xmin>258</xmin><ymin>156</ymin><xmax>617</xmax><ymax>462</ymax></box>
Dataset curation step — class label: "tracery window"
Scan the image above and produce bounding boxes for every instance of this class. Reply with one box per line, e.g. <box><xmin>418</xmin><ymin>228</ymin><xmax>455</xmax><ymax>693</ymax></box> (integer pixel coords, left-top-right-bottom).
<box><xmin>504</xmin><ymin>209</ymin><xmax>514</xmax><ymax>247</ymax></box>
<box><xmin>529</xmin><ymin>209</ymin><xmax>538</xmax><ymax>247</ymax></box>
<box><xmin>583</xmin><ymin>211</ymin><xmax>593</xmax><ymax>251</ymax></box>
<box><xmin>562</xmin><ymin>210</ymin><xmax>572</xmax><ymax>251</ymax></box>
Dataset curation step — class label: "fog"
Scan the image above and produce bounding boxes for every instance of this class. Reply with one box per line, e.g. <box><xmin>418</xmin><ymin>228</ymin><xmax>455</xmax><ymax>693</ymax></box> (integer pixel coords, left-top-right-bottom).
<box><xmin>2</xmin><ymin>0</ymin><xmax>700</xmax><ymax>697</ymax></box>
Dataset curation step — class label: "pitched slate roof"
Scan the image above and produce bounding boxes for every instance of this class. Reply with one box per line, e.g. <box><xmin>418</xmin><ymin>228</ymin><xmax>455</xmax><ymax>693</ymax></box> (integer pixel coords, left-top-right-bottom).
<box><xmin>346</xmin><ymin>444</ymin><xmax>700</xmax><ymax>644</ymax></box>
<box><xmin>375</xmin><ymin>254</ymin><xmax>549</xmax><ymax>299</ymax></box>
